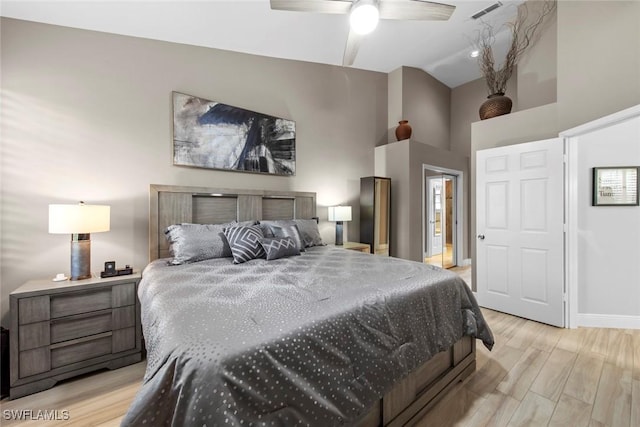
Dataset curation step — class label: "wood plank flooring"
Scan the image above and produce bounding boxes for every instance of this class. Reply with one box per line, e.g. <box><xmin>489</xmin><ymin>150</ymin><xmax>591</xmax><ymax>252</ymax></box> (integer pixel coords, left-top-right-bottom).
<box><xmin>1</xmin><ymin>309</ymin><xmax>639</xmax><ymax>426</ymax></box>
<box><xmin>416</xmin><ymin>309</ymin><xmax>640</xmax><ymax>427</ymax></box>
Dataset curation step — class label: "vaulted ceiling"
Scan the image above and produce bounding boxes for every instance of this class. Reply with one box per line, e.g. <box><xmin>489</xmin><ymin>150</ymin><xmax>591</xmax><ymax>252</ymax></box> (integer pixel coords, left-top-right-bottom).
<box><xmin>0</xmin><ymin>0</ymin><xmax>525</xmax><ymax>88</ymax></box>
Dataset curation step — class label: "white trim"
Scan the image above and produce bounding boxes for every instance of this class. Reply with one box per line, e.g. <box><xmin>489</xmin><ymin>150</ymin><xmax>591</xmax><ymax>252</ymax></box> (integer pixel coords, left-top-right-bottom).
<box><xmin>560</xmin><ymin>104</ymin><xmax>640</xmax><ymax>138</ymax></box>
<box><xmin>577</xmin><ymin>313</ymin><xmax>640</xmax><ymax>330</ymax></box>
<box><xmin>564</xmin><ymin>136</ymin><xmax>580</xmax><ymax>329</ymax></box>
<box><xmin>421</xmin><ymin>164</ymin><xmax>464</xmax><ymax>267</ymax></box>
<box><xmin>461</xmin><ymin>258</ymin><xmax>472</xmax><ymax>266</ymax></box>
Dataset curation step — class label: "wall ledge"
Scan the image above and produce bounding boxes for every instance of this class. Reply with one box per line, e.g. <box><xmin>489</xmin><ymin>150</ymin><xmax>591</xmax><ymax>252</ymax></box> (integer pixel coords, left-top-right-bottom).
<box><xmin>472</xmin><ymin>102</ymin><xmax>559</xmax><ymax>148</ymax></box>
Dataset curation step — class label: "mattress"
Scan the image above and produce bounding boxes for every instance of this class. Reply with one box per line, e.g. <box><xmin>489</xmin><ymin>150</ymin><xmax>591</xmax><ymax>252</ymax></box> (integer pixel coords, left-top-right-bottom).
<box><xmin>122</xmin><ymin>246</ymin><xmax>493</xmax><ymax>426</ymax></box>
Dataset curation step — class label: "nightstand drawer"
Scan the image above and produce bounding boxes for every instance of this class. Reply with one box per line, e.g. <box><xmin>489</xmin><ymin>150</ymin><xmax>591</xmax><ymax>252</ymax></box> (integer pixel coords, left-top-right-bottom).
<box><xmin>112</xmin><ymin>283</ymin><xmax>136</xmax><ymax>307</ymax></box>
<box><xmin>50</xmin><ymin>310</ymin><xmax>112</xmax><ymax>344</ymax></box>
<box><xmin>112</xmin><ymin>306</ymin><xmax>135</xmax><ymax>330</ymax></box>
<box><xmin>19</xmin><ymin>347</ymin><xmax>50</xmax><ymax>378</ymax></box>
<box><xmin>112</xmin><ymin>327</ymin><xmax>136</xmax><ymax>353</ymax></box>
<box><xmin>18</xmin><ymin>296</ymin><xmax>50</xmax><ymax>325</ymax></box>
<box><xmin>19</xmin><ymin>321</ymin><xmax>49</xmax><ymax>351</ymax></box>
<box><xmin>51</xmin><ymin>288</ymin><xmax>112</xmax><ymax>318</ymax></box>
<box><xmin>51</xmin><ymin>334</ymin><xmax>112</xmax><ymax>369</ymax></box>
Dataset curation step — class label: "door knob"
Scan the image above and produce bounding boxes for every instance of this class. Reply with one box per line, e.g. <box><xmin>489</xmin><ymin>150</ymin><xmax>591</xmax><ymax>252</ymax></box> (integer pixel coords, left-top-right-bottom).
<box><xmin>477</xmin><ymin>234</ymin><xmax>485</xmax><ymax>240</ymax></box>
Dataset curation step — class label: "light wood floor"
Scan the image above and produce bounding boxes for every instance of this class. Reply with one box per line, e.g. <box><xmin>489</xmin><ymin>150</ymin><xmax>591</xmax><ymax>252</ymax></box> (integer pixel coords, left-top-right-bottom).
<box><xmin>415</xmin><ymin>309</ymin><xmax>640</xmax><ymax>427</ymax></box>
<box><xmin>424</xmin><ymin>243</ymin><xmax>455</xmax><ymax>268</ymax></box>
<box><xmin>1</xmin><ymin>309</ymin><xmax>638</xmax><ymax>426</ymax></box>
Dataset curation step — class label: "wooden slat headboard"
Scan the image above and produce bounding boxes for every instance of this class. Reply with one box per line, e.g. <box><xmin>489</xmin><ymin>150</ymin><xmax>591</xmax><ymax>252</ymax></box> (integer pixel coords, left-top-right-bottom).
<box><xmin>149</xmin><ymin>184</ymin><xmax>317</xmax><ymax>262</ymax></box>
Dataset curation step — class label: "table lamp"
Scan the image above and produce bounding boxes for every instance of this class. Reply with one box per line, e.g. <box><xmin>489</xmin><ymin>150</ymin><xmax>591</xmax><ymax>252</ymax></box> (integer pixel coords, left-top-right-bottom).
<box><xmin>49</xmin><ymin>202</ymin><xmax>110</xmax><ymax>280</ymax></box>
<box><xmin>328</xmin><ymin>205</ymin><xmax>352</xmax><ymax>246</ymax></box>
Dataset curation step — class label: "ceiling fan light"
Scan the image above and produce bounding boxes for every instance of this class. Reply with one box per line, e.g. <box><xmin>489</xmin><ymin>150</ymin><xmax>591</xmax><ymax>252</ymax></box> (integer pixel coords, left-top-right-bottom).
<box><xmin>350</xmin><ymin>0</ymin><xmax>379</xmax><ymax>35</ymax></box>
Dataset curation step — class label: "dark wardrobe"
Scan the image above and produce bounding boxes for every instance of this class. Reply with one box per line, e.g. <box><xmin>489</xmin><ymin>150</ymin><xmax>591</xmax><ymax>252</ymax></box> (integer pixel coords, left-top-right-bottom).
<box><xmin>360</xmin><ymin>176</ymin><xmax>391</xmax><ymax>256</ymax></box>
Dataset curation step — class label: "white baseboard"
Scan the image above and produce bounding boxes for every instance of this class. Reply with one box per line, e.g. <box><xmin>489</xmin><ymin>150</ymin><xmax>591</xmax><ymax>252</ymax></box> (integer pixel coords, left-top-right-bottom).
<box><xmin>577</xmin><ymin>313</ymin><xmax>640</xmax><ymax>329</ymax></box>
<box><xmin>460</xmin><ymin>258</ymin><xmax>472</xmax><ymax>266</ymax></box>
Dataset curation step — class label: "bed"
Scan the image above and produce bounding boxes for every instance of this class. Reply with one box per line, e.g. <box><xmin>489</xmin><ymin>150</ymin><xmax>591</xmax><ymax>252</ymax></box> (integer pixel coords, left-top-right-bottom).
<box><xmin>122</xmin><ymin>184</ymin><xmax>493</xmax><ymax>426</ymax></box>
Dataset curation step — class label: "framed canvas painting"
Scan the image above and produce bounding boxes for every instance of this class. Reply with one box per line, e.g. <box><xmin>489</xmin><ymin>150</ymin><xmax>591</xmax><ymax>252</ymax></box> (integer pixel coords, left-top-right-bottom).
<box><xmin>172</xmin><ymin>92</ymin><xmax>296</xmax><ymax>176</ymax></box>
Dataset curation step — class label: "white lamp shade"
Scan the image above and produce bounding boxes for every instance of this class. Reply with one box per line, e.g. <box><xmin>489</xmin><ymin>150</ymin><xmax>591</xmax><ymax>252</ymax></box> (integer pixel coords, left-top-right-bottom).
<box><xmin>328</xmin><ymin>206</ymin><xmax>352</xmax><ymax>222</ymax></box>
<box><xmin>49</xmin><ymin>204</ymin><xmax>111</xmax><ymax>234</ymax></box>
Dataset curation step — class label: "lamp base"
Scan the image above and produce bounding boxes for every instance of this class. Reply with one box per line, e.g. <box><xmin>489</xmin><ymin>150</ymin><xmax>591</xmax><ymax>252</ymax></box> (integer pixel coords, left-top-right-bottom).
<box><xmin>70</xmin><ymin>234</ymin><xmax>92</xmax><ymax>280</ymax></box>
<box><xmin>335</xmin><ymin>221</ymin><xmax>344</xmax><ymax>246</ymax></box>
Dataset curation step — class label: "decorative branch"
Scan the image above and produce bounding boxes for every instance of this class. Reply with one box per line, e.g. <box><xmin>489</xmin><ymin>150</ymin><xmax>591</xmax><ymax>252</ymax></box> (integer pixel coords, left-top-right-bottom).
<box><xmin>476</xmin><ymin>0</ymin><xmax>556</xmax><ymax>96</ymax></box>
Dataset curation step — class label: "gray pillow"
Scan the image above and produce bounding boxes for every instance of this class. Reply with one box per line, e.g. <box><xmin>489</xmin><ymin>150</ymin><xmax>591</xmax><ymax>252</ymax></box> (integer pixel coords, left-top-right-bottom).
<box><xmin>260</xmin><ymin>237</ymin><xmax>301</xmax><ymax>261</ymax></box>
<box><xmin>293</xmin><ymin>219</ymin><xmax>325</xmax><ymax>247</ymax></box>
<box><xmin>271</xmin><ymin>224</ymin><xmax>306</xmax><ymax>252</ymax></box>
<box><xmin>224</xmin><ymin>225</ymin><xmax>266</xmax><ymax>264</ymax></box>
<box><xmin>165</xmin><ymin>222</ymin><xmax>234</xmax><ymax>265</ymax></box>
<box><xmin>258</xmin><ymin>220</ymin><xmax>285</xmax><ymax>238</ymax></box>
<box><xmin>259</xmin><ymin>219</ymin><xmax>324</xmax><ymax>247</ymax></box>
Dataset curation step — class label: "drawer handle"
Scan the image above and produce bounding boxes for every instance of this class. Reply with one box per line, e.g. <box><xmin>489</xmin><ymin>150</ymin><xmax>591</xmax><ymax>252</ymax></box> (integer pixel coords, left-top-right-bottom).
<box><xmin>49</xmin><ymin>331</ymin><xmax>112</xmax><ymax>350</ymax></box>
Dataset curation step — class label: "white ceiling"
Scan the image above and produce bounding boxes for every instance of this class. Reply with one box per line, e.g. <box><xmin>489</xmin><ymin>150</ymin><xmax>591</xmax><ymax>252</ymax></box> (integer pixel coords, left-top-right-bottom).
<box><xmin>0</xmin><ymin>0</ymin><xmax>524</xmax><ymax>88</ymax></box>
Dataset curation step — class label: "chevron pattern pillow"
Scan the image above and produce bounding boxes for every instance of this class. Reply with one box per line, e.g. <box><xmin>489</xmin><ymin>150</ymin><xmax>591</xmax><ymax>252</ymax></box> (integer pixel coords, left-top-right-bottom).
<box><xmin>271</xmin><ymin>224</ymin><xmax>306</xmax><ymax>252</ymax></box>
<box><xmin>224</xmin><ymin>225</ymin><xmax>266</xmax><ymax>264</ymax></box>
<box><xmin>260</xmin><ymin>237</ymin><xmax>301</xmax><ymax>261</ymax></box>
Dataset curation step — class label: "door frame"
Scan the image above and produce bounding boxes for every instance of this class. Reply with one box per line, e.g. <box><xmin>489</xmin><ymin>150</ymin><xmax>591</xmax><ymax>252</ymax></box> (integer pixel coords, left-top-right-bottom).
<box><xmin>422</xmin><ymin>164</ymin><xmax>464</xmax><ymax>267</ymax></box>
<box><xmin>560</xmin><ymin>104</ymin><xmax>640</xmax><ymax>329</ymax></box>
<box><xmin>425</xmin><ymin>175</ymin><xmax>444</xmax><ymax>258</ymax></box>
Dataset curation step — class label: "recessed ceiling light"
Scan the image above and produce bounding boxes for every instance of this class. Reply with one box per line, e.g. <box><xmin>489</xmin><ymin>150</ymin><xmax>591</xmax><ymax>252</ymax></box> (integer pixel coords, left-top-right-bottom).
<box><xmin>470</xmin><ymin>50</ymin><xmax>480</xmax><ymax>58</ymax></box>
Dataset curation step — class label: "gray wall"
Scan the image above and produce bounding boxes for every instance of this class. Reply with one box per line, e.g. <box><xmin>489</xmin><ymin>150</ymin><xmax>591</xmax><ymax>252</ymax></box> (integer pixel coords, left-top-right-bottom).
<box><xmin>375</xmin><ymin>142</ymin><xmax>411</xmax><ymax>260</ymax></box>
<box><xmin>0</xmin><ymin>18</ymin><xmax>388</xmax><ymax>325</ymax></box>
<box><xmin>450</xmin><ymin>76</ymin><xmax>518</xmax><ymax>158</ymax></box>
<box><xmin>401</xmin><ymin>67</ymin><xmax>450</xmax><ymax>150</ymax></box>
<box><xmin>386</xmin><ymin>66</ymin><xmax>451</xmax><ymax>150</ymax></box>
<box><xmin>516</xmin><ymin>0</ymin><xmax>557</xmax><ymax>110</ymax></box>
<box><xmin>386</xmin><ymin>67</ymin><xmax>403</xmax><ymax>145</ymax></box>
<box><xmin>375</xmin><ymin>140</ymin><xmax>469</xmax><ymax>263</ymax></box>
<box><xmin>557</xmin><ymin>0</ymin><xmax>640</xmax><ymax>130</ymax></box>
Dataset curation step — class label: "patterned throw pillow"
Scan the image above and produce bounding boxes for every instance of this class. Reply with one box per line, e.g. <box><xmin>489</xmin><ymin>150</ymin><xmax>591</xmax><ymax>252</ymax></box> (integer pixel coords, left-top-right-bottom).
<box><xmin>224</xmin><ymin>225</ymin><xmax>266</xmax><ymax>264</ymax></box>
<box><xmin>165</xmin><ymin>222</ymin><xmax>234</xmax><ymax>265</ymax></box>
<box><xmin>271</xmin><ymin>224</ymin><xmax>306</xmax><ymax>252</ymax></box>
<box><xmin>260</xmin><ymin>237</ymin><xmax>301</xmax><ymax>261</ymax></box>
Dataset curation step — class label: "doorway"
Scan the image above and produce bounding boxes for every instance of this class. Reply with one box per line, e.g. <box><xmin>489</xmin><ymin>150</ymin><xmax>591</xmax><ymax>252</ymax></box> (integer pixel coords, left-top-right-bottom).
<box><xmin>422</xmin><ymin>165</ymin><xmax>463</xmax><ymax>269</ymax></box>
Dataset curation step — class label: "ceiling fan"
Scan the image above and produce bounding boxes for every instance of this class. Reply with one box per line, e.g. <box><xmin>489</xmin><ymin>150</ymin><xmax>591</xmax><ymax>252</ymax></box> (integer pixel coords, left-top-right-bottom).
<box><xmin>270</xmin><ymin>0</ymin><xmax>456</xmax><ymax>66</ymax></box>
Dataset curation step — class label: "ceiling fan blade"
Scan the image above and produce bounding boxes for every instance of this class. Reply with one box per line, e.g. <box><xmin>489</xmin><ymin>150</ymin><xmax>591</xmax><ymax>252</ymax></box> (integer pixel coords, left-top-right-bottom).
<box><xmin>270</xmin><ymin>0</ymin><xmax>352</xmax><ymax>14</ymax></box>
<box><xmin>379</xmin><ymin>0</ymin><xmax>455</xmax><ymax>21</ymax></box>
<box><xmin>342</xmin><ymin>28</ymin><xmax>363</xmax><ymax>66</ymax></box>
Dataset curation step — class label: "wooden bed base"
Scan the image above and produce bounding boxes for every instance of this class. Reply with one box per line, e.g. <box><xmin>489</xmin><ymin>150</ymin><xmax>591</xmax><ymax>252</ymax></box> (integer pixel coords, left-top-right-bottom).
<box><xmin>358</xmin><ymin>335</ymin><xmax>475</xmax><ymax>426</ymax></box>
<box><xmin>149</xmin><ymin>184</ymin><xmax>476</xmax><ymax>426</ymax></box>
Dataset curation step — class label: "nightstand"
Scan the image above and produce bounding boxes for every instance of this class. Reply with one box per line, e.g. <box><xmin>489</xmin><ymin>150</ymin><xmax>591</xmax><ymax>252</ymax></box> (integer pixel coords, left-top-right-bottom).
<box><xmin>340</xmin><ymin>242</ymin><xmax>371</xmax><ymax>253</ymax></box>
<box><xmin>9</xmin><ymin>272</ymin><xmax>143</xmax><ymax>399</ymax></box>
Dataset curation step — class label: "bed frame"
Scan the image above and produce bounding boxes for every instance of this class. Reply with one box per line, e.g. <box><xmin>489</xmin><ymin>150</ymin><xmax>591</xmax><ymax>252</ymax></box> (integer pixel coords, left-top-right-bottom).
<box><xmin>149</xmin><ymin>184</ymin><xmax>476</xmax><ymax>426</ymax></box>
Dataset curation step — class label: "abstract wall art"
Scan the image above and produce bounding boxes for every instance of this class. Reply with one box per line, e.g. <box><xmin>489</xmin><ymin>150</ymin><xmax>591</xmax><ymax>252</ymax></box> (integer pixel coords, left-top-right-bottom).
<box><xmin>172</xmin><ymin>92</ymin><xmax>296</xmax><ymax>176</ymax></box>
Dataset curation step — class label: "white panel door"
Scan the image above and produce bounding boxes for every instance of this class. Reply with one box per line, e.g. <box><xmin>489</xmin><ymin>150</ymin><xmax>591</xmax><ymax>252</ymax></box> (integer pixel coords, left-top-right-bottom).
<box><xmin>476</xmin><ymin>138</ymin><xmax>564</xmax><ymax>327</ymax></box>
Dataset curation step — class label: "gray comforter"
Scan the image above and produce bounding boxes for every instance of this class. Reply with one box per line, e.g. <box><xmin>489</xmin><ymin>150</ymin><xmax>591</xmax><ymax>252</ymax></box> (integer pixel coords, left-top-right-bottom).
<box><xmin>122</xmin><ymin>246</ymin><xmax>493</xmax><ymax>426</ymax></box>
